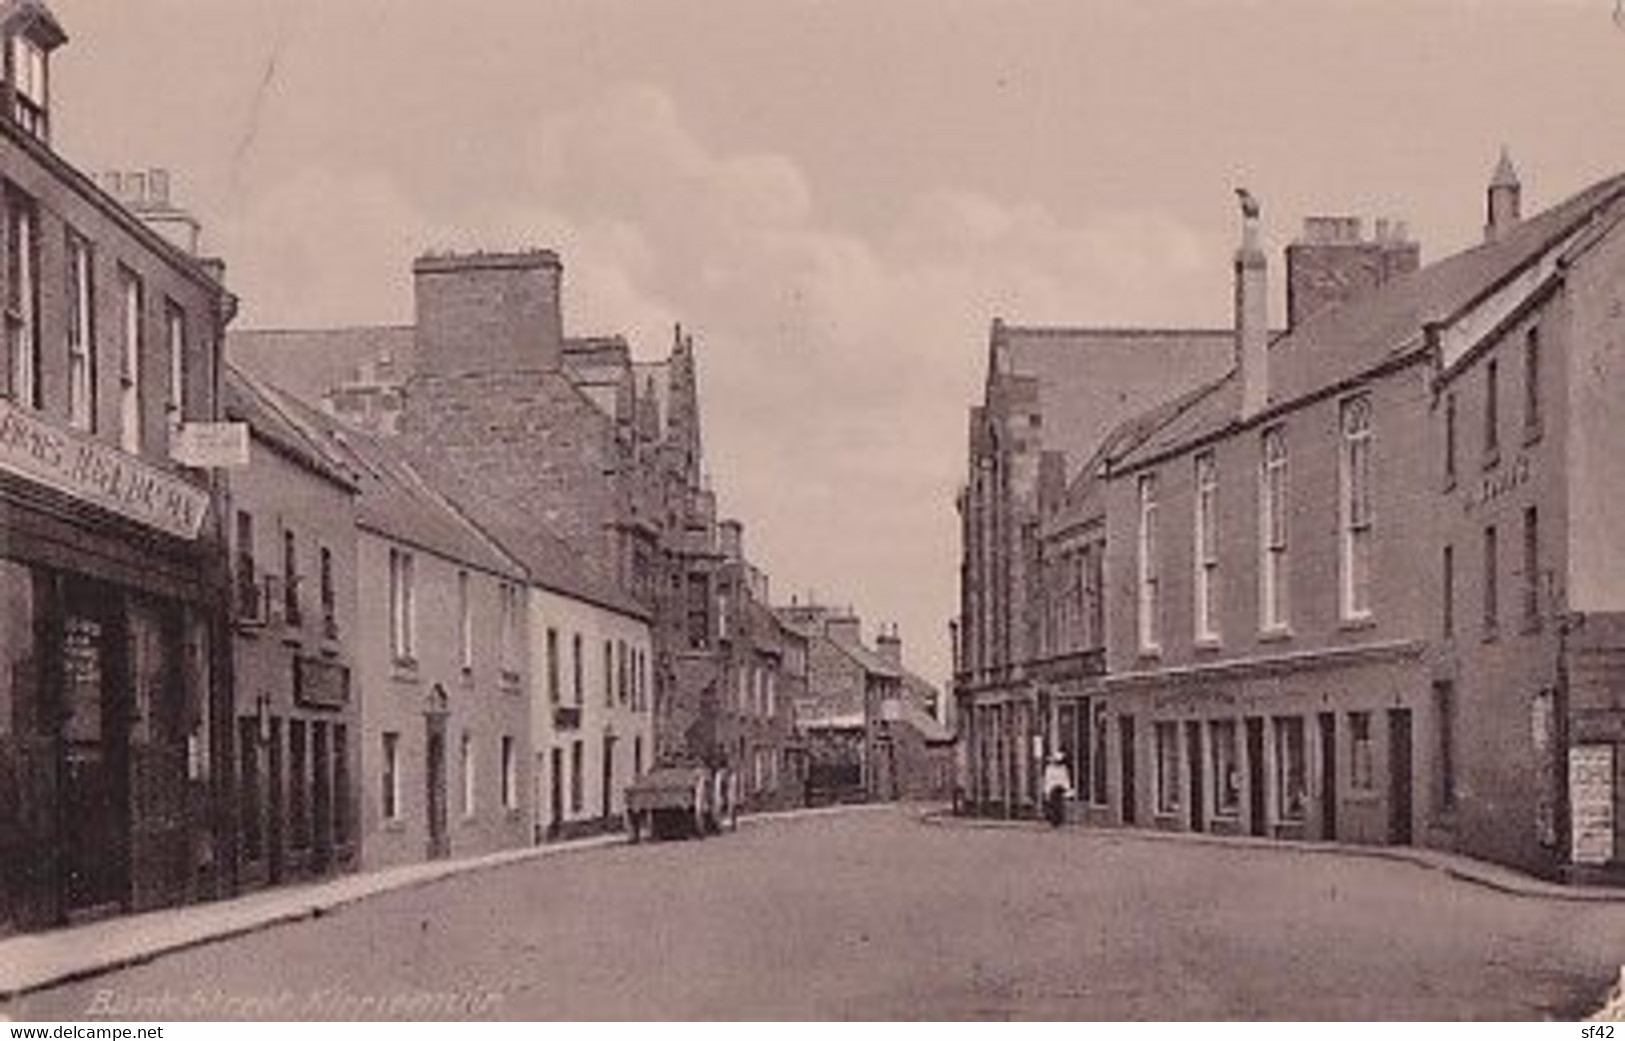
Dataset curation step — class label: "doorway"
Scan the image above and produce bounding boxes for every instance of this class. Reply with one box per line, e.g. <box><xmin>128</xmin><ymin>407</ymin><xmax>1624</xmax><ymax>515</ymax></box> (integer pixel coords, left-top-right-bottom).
<box><xmin>550</xmin><ymin>746</ymin><xmax>564</xmax><ymax>836</ymax></box>
<box><xmin>425</xmin><ymin>714</ymin><xmax>449</xmax><ymax>859</ymax></box>
<box><xmin>1388</xmin><ymin>709</ymin><xmax>1413</xmax><ymax>845</ymax></box>
<box><xmin>1318</xmin><ymin>712</ymin><xmax>1337</xmax><ymax>841</ymax></box>
<box><xmin>58</xmin><ymin>582</ymin><xmax>129</xmax><ymax>918</ymax></box>
<box><xmin>1246</xmin><ymin>717</ymin><xmax>1266</xmax><ymax>837</ymax></box>
<box><xmin>1118</xmin><ymin>715</ymin><xmax>1137</xmax><ymax>825</ymax></box>
<box><xmin>1186</xmin><ymin>720</ymin><xmax>1205</xmax><ymax>833</ymax></box>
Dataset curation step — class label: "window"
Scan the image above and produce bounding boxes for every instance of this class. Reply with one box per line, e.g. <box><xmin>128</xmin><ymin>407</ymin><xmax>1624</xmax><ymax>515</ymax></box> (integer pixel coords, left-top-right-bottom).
<box><xmin>1483</xmin><ymin>525</ymin><xmax>1499</xmax><ymax>639</ymax></box>
<box><xmin>235</xmin><ymin>510</ymin><xmax>258</xmax><ymax>619</ymax></box>
<box><xmin>1442</xmin><ymin>544</ymin><xmax>1455</xmax><ymax>638</ymax></box>
<box><xmin>461</xmin><ymin>731</ymin><xmax>476</xmax><ymax>818</ymax></box>
<box><xmin>1194</xmin><ymin>452</ymin><xmax>1220</xmax><ymax>642</ymax></box>
<box><xmin>1443</xmin><ymin>393</ymin><xmax>1457</xmax><ymax>488</ymax></box>
<box><xmin>333</xmin><ymin>724</ymin><xmax>349</xmax><ymax>844</ymax></box>
<box><xmin>1154</xmin><ymin>721</ymin><xmax>1180</xmax><ymax>815</ymax></box>
<box><xmin>603</xmin><ymin>640</ymin><xmax>614</xmax><ymax>705</ymax></box>
<box><xmin>10</xmin><ymin>34</ymin><xmax>47</xmax><ymax>138</ymax></box>
<box><xmin>66</xmin><ymin>231</ymin><xmax>95</xmax><ymax>431</ymax></box>
<box><xmin>457</xmin><ymin>571</ymin><xmax>472</xmax><ymax>671</ymax></box>
<box><xmin>282</xmin><ymin>529</ymin><xmax>301</xmax><ymax>628</ymax></box>
<box><xmin>546</xmin><ymin>628</ymin><xmax>560</xmax><ymax>704</ymax></box>
<box><xmin>618</xmin><ymin>640</ymin><xmax>629</xmax><ymax>706</ymax></box>
<box><xmin>1273</xmin><ymin>716</ymin><xmax>1307</xmax><ymax>821</ymax></box>
<box><xmin>5</xmin><ymin>191</ymin><xmax>38</xmax><ymax>410</ymax></box>
<box><xmin>1261</xmin><ymin>427</ymin><xmax>1289</xmax><ymax>631</ymax></box>
<box><xmin>1086</xmin><ymin>543</ymin><xmax>1105</xmax><ymax>649</ymax></box>
<box><xmin>1484</xmin><ymin>358</ymin><xmax>1500</xmax><ymax>463</ymax></box>
<box><xmin>118</xmin><ymin>269</ymin><xmax>142</xmax><ymax>453</ymax></box>
<box><xmin>1523</xmin><ymin>506</ymin><xmax>1541</xmax><ymax>630</ymax></box>
<box><xmin>165</xmin><ymin>302</ymin><xmax>186</xmax><ymax>434</ymax></box>
<box><xmin>382</xmin><ymin>731</ymin><xmax>401</xmax><ymax>822</ymax></box>
<box><xmin>687</xmin><ymin>574</ymin><xmax>711</xmax><ymax>649</ymax></box>
<box><xmin>1340</xmin><ymin>396</ymin><xmax>1373</xmax><ymax>620</ymax></box>
<box><xmin>572</xmin><ymin>632</ymin><xmax>584</xmax><ymax>706</ymax></box>
<box><xmin>569</xmin><ymin>740</ymin><xmax>583</xmax><ymax>815</ymax></box>
<box><xmin>1523</xmin><ymin>326</ymin><xmax>1542</xmax><ymax>441</ymax></box>
<box><xmin>1136</xmin><ymin>472</ymin><xmax>1160</xmax><ymax>652</ymax></box>
<box><xmin>634</xmin><ymin>735</ymin><xmax>644</xmax><ymax>780</ymax></box>
<box><xmin>1434</xmin><ymin>682</ymin><xmax>1456</xmax><ymax>813</ymax></box>
<box><xmin>1349</xmin><ymin>712</ymin><xmax>1374</xmax><ymax>792</ymax></box>
<box><xmin>1211</xmin><ymin>719</ymin><xmax>1240</xmax><ymax>816</ymax></box>
<box><xmin>498</xmin><ymin>584</ymin><xmax>520</xmax><ymax>680</ymax></box>
<box><xmin>388</xmin><ymin>548</ymin><xmax>416</xmax><ymax>663</ymax></box>
<box><xmin>501</xmin><ymin>736</ymin><xmax>517</xmax><ymax>811</ymax></box>
<box><xmin>319</xmin><ymin>547</ymin><xmax>336</xmax><ymax>638</ymax></box>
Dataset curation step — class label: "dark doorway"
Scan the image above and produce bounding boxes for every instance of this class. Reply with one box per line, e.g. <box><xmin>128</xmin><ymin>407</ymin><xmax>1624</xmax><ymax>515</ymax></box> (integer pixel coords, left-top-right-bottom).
<box><xmin>1388</xmin><ymin>709</ymin><xmax>1413</xmax><ymax>845</ymax></box>
<box><xmin>1118</xmin><ymin>715</ymin><xmax>1137</xmax><ymax>825</ymax></box>
<box><xmin>549</xmin><ymin>746</ymin><xmax>564</xmax><ymax>836</ymax></box>
<box><xmin>602</xmin><ymin>735</ymin><xmax>616</xmax><ymax>821</ymax></box>
<box><xmin>1186</xmin><ymin>720</ymin><xmax>1205</xmax><ymax>833</ymax></box>
<box><xmin>1246</xmin><ymin>717</ymin><xmax>1266</xmax><ymax>837</ymax></box>
<box><xmin>57</xmin><ymin>582</ymin><xmax>130</xmax><ymax>918</ymax></box>
<box><xmin>267</xmin><ymin>718</ymin><xmax>284</xmax><ymax>882</ymax></box>
<box><xmin>1318</xmin><ymin>712</ymin><xmax>1337</xmax><ymax>841</ymax></box>
<box><xmin>425</xmin><ymin>714</ymin><xmax>449</xmax><ymax>859</ymax></box>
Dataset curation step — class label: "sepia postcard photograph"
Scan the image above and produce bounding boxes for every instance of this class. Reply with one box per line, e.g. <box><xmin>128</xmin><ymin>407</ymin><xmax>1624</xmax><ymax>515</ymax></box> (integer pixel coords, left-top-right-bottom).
<box><xmin>0</xmin><ymin>0</ymin><xmax>1624</xmax><ymax>1026</ymax></box>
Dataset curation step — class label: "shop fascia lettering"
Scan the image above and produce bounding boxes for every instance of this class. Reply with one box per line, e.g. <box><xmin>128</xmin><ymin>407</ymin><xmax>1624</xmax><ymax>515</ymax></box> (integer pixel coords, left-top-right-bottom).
<box><xmin>0</xmin><ymin>400</ymin><xmax>210</xmax><ymax>540</ymax></box>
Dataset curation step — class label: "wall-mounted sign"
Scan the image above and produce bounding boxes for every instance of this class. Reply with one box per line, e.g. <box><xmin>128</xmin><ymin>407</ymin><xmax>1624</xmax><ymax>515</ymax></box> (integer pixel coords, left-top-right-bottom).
<box><xmin>0</xmin><ymin>400</ymin><xmax>210</xmax><ymax>540</ymax></box>
<box><xmin>1569</xmin><ymin>744</ymin><xmax>1616</xmax><ymax>867</ymax></box>
<box><xmin>170</xmin><ymin>422</ymin><xmax>250</xmax><ymax>469</ymax></box>
<box><xmin>294</xmin><ymin>655</ymin><xmax>351</xmax><ymax>710</ymax></box>
<box><xmin>1465</xmin><ymin>455</ymin><xmax>1530</xmax><ymax>512</ymax></box>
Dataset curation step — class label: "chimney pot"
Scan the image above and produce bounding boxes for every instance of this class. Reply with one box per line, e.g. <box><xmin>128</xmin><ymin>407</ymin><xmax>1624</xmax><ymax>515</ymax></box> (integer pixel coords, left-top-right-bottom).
<box><xmin>1234</xmin><ymin>189</ymin><xmax>1269</xmax><ymax>418</ymax></box>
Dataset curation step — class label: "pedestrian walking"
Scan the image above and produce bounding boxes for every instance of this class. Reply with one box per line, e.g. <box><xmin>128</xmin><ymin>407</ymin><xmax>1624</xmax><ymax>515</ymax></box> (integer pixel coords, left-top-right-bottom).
<box><xmin>1042</xmin><ymin>752</ymin><xmax>1072</xmax><ymax>828</ymax></box>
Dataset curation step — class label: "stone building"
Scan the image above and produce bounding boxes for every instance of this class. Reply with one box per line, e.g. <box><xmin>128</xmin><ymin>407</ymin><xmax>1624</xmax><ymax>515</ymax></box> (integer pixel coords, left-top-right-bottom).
<box><xmin>221</xmin><ymin>366</ymin><xmax>361</xmax><ymax>890</ymax></box>
<box><xmin>0</xmin><ymin>0</ymin><xmax>239</xmax><ymax>932</ymax></box>
<box><xmin>958</xmin><ymin>155</ymin><xmax>1625</xmax><ymax>882</ymax></box>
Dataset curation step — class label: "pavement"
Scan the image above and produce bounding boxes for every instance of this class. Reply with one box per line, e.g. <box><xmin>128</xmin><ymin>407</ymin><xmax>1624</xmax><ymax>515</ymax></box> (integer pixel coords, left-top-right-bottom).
<box><xmin>0</xmin><ymin>802</ymin><xmax>887</xmax><ymax>1002</ymax></box>
<box><xmin>2</xmin><ymin>801</ymin><xmax>1622</xmax><ymax>1018</ymax></box>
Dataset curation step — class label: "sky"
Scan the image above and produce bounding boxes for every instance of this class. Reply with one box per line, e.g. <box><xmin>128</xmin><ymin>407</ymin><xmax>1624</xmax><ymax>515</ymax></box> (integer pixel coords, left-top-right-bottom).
<box><xmin>47</xmin><ymin>0</ymin><xmax>1625</xmax><ymax>687</ymax></box>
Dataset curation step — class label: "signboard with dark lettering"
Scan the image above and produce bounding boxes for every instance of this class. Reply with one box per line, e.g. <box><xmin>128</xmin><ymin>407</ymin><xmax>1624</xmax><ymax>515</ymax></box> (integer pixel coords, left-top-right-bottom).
<box><xmin>0</xmin><ymin>401</ymin><xmax>210</xmax><ymax>539</ymax></box>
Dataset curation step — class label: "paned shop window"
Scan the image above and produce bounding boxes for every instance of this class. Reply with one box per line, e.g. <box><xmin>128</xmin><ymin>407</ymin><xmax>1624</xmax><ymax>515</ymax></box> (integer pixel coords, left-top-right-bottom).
<box><xmin>1136</xmin><ymin>472</ymin><xmax>1161</xmax><ymax>653</ymax></box>
<box><xmin>1349</xmin><ymin>712</ymin><xmax>1374</xmax><ymax>792</ymax></box>
<box><xmin>1194</xmin><ymin>452</ymin><xmax>1220</xmax><ymax>643</ymax></box>
<box><xmin>1273</xmin><ymin>716</ymin><xmax>1307</xmax><ymax>821</ymax></box>
<box><xmin>65</xmin><ymin>230</ymin><xmax>95</xmax><ymax>431</ymax></box>
<box><xmin>1340</xmin><ymin>396</ymin><xmax>1373</xmax><ymax>620</ymax></box>
<box><xmin>1210</xmin><ymin>719</ymin><xmax>1240</xmax><ymax>816</ymax></box>
<box><xmin>1260</xmin><ymin>427</ymin><xmax>1289</xmax><ymax>632</ymax></box>
<box><xmin>5</xmin><ymin>189</ymin><xmax>39</xmax><ymax>409</ymax></box>
<box><xmin>1154</xmin><ymin>722</ymin><xmax>1180</xmax><ymax>815</ymax></box>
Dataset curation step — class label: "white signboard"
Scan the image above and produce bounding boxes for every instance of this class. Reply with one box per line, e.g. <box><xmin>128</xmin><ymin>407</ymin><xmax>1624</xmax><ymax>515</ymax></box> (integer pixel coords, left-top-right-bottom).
<box><xmin>0</xmin><ymin>400</ymin><xmax>210</xmax><ymax>540</ymax></box>
<box><xmin>1569</xmin><ymin>744</ymin><xmax>1616</xmax><ymax>867</ymax></box>
<box><xmin>170</xmin><ymin>422</ymin><xmax>250</xmax><ymax>469</ymax></box>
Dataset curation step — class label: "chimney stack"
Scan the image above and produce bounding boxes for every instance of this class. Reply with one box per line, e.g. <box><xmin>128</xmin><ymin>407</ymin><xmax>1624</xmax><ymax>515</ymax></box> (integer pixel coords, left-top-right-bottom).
<box><xmin>876</xmin><ymin>624</ymin><xmax>902</xmax><ymax>667</ymax></box>
<box><xmin>1486</xmin><ymin>147</ymin><xmax>1522</xmax><ymax>244</ymax></box>
<box><xmin>1234</xmin><ymin>188</ymin><xmax>1269</xmax><ymax>418</ymax></box>
<box><xmin>1285</xmin><ymin>214</ymin><xmax>1420</xmax><ymax>330</ymax></box>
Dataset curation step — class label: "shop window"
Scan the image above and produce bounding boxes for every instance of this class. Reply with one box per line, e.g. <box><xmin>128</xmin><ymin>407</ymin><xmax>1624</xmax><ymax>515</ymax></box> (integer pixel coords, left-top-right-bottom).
<box><xmin>0</xmin><ymin>561</ymin><xmax>37</xmax><ymax>747</ymax></box>
<box><xmin>1154</xmin><ymin>722</ymin><xmax>1180</xmax><ymax>815</ymax></box>
<box><xmin>1349</xmin><ymin>712</ymin><xmax>1374</xmax><ymax>792</ymax></box>
<box><xmin>1273</xmin><ymin>716</ymin><xmax>1307</xmax><ymax>822</ymax></box>
<box><xmin>1210</xmin><ymin>719</ymin><xmax>1240</xmax><ymax>816</ymax></box>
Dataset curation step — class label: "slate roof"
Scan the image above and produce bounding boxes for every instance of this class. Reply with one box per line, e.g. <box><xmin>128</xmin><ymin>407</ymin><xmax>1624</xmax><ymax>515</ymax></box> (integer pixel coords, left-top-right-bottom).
<box><xmin>222</xmin><ymin>364</ymin><xmax>356</xmax><ymax>491</ymax></box>
<box><xmin>1114</xmin><ymin>172</ymin><xmax>1625</xmax><ymax>473</ymax></box>
<box><xmin>993</xmin><ymin>325</ymin><xmax>1234</xmax><ymax>478</ymax></box>
<box><xmin>228</xmin><ymin>326</ymin><xmax>416</xmax><ymax>407</ymax></box>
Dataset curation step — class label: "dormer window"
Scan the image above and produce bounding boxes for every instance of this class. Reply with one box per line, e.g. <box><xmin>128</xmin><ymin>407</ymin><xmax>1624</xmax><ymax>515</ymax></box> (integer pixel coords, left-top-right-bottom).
<box><xmin>9</xmin><ymin>33</ymin><xmax>46</xmax><ymax>139</ymax></box>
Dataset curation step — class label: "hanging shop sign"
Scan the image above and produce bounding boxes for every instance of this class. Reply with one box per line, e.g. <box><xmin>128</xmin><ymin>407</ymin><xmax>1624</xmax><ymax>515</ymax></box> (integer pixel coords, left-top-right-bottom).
<box><xmin>0</xmin><ymin>400</ymin><xmax>210</xmax><ymax>540</ymax></box>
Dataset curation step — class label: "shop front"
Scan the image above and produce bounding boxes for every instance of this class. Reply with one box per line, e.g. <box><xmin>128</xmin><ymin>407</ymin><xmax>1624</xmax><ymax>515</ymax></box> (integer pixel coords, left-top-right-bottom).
<box><xmin>0</xmin><ymin>402</ymin><xmax>223</xmax><ymax>933</ymax></box>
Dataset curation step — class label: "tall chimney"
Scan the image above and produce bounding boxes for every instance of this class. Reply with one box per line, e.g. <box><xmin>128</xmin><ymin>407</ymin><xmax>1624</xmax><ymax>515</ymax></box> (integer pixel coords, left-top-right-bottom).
<box><xmin>1234</xmin><ymin>188</ymin><xmax>1269</xmax><ymax>418</ymax></box>
<box><xmin>876</xmin><ymin>624</ymin><xmax>902</xmax><ymax>667</ymax></box>
<box><xmin>1485</xmin><ymin>147</ymin><xmax>1521</xmax><ymax>244</ymax></box>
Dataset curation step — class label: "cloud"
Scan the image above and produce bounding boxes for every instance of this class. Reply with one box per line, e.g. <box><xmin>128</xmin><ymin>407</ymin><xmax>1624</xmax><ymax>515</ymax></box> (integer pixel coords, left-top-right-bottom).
<box><xmin>222</xmin><ymin>81</ymin><xmax>1222</xmax><ymax>684</ymax></box>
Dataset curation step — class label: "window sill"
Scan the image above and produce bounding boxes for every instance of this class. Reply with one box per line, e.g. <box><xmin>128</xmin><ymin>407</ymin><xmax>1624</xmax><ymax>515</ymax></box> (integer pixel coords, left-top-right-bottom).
<box><xmin>1481</xmin><ymin>628</ymin><xmax>1500</xmax><ymax>645</ymax></box>
<box><xmin>1258</xmin><ymin>626</ymin><xmax>1293</xmax><ymax>644</ymax></box>
<box><xmin>1482</xmin><ymin>449</ymin><xmax>1501</xmax><ymax>472</ymax></box>
<box><xmin>1522</xmin><ymin>424</ymin><xmax>1543</xmax><ymax>448</ymax></box>
<box><xmin>1338</xmin><ymin>614</ymin><xmax>1377</xmax><ymax>632</ymax></box>
<box><xmin>382</xmin><ymin>818</ymin><xmax>406</xmax><ymax>833</ymax></box>
<box><xmin>1193</xmin><ymin>636</ymin><xmax>1222</xmax><ymax>653</ymax></box>
<box><xmin>1137</xmin><ymin>646</ymin><xmax>1163</xmax><ymax>663</ymax></box>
